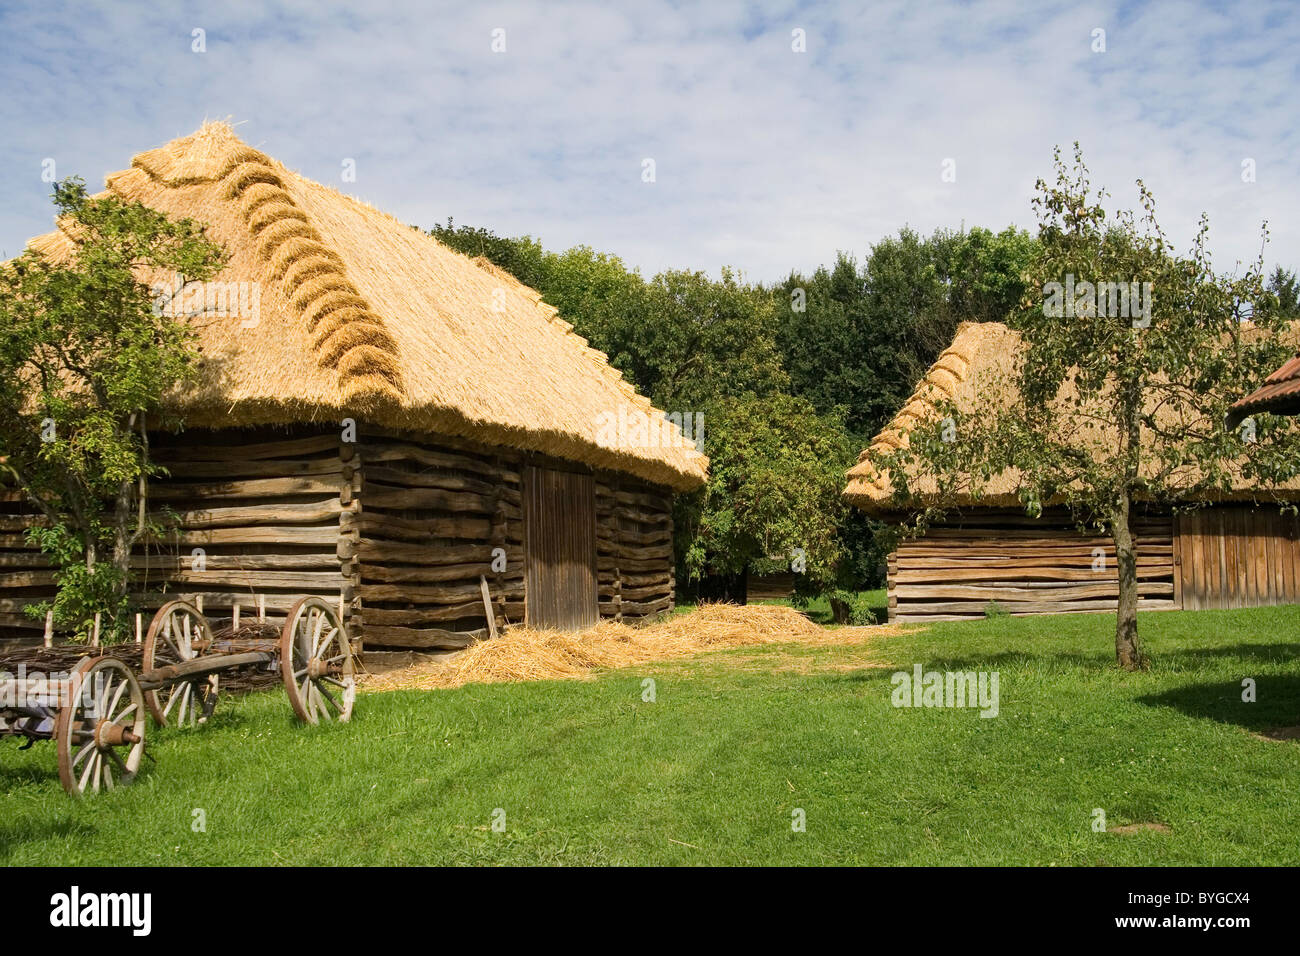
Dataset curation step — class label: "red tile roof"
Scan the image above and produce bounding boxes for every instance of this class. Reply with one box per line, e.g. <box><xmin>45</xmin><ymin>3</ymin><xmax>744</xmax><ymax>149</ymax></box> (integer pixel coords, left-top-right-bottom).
<box><xmin>1227</xmin><ymin>353</ymin><xmax>1300</xmax><ymax>425</ymax></box>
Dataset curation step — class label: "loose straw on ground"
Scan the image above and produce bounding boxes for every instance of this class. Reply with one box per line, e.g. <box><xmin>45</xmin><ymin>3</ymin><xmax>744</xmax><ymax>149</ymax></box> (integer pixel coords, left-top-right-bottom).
<box><xmin>362</xmin><ymin>603</ymin><xmax>900</xmax><ymax>692</ymax></box>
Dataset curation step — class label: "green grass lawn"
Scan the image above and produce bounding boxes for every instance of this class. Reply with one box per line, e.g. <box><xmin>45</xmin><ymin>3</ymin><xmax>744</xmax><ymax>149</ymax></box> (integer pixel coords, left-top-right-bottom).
<box><xmin>3</xmin><ymin>605</ymin><xmax>1299</xmax><ymax>865</ymax></box>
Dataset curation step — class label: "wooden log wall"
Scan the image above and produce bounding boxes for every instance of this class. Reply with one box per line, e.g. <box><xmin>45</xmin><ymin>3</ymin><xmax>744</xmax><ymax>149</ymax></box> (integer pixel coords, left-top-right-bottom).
<box><xmin>1</xmin><ymin>420</ymin><xmax>681</xmax><ymax>650</ymax></box>
<box><xmin>0</xmin><ymin>485</ymin><xmax>55</xmax><ymax>642</ymax></box>
<box><xmin>352</xmin><ymin>426</ymin><xmax>525</xmax><ymax>649</ymax></box>
<box><xmin>888</xmin><ymin>508</ymin><xmax>1176</xmax><ymax>622</ymax></box>
<box><xmin>1176</xmin><ymin>505</ymin><xmax>1300</xmax><ymax>610</ymax></box>
<box><xmin>595</xmin><ymin>473</ymin><xmax>675</xmax><ymax>621</ymax></box>
<box><xmin>136</xmin><ymin>427</ymin><xmax>352</xmax><ymax>630</ymax></box>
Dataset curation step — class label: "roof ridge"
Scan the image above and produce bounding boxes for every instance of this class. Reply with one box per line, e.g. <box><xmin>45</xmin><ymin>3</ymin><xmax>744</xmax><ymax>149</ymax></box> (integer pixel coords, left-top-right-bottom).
<box><xmin>845</xmin><ymin>321</ymin><xmax>992</xmax><ymax>495</ymax></box>
<box><xmin>127</xmin><ymin>134</ymin><xmax>404</xmax><ymax>409</ymax></box>
<box><xmin>467</xmin><ymin>255</ymin><xmax>701</xmax><ymax>455</ymax></box>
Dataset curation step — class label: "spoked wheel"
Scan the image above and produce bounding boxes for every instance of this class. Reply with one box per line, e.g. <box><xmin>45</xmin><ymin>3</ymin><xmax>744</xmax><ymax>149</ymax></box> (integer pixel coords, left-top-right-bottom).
<box><xmin>280</xmin><ymin>597</ymin><xmax>356</xmax><ymax>724</ymax></box>
<box><xmin>56</xmin><ymin>656</ymin><xmax>146</xmax><ymax>797</ymax></box>
<box><xmin>143</xmin><ymin>600</ymin><xmax>219</xmax><ymax>728</ymax></box>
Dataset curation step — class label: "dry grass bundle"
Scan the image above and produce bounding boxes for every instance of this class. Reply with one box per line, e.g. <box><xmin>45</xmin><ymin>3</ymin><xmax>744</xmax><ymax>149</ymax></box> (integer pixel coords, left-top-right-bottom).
<box><xmin>362</xmin><ymin>603</ymin><xmax>892</xmax><ymax>692</ymax></box>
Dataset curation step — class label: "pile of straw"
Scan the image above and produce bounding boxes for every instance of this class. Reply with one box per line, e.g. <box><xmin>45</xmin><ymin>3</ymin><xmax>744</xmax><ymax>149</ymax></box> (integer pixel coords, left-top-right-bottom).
<box><xmin>362</xmin><ymin>603</ymin><xmax>864</xmax><ymax>692</ymax></box>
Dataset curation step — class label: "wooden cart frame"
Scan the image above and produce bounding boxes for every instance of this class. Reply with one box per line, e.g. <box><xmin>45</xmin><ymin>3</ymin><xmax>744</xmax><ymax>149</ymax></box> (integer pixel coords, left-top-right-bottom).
<box><xmin>0</xmin><ymin>596</ymin><xmax>356</xmax><ymax>797</ymax></box>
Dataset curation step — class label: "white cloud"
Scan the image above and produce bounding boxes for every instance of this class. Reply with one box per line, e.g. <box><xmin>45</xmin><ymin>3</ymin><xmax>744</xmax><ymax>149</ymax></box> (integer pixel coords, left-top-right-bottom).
<box><xmin>0</xmin><ymin>0</ymin><xmax>1296</xmax><ymax>282</ymax></box>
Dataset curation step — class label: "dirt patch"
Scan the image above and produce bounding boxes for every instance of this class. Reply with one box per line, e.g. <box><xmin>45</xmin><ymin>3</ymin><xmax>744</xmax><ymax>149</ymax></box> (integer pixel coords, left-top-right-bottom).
<box><xmin>1252</xmin><ymin>725</ymin><xmax>1300</xmax><ymax>742</ymax></box>
<box><xmin>361</xmin><ymin>604</ymin><xmax>908</xmax><ymax>692</ymax></box>
<box><xmin>1109</xmin><ymin>822</ymin><xmax>1171</xmax><ymax>835</ymax></box>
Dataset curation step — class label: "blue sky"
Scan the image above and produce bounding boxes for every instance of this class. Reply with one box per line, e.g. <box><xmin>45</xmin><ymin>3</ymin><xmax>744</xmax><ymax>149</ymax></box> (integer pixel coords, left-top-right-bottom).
<box><xmin>1</xmin><ymin>0</ymin><xmax>1297</xmax><ymax>282</ymax></box>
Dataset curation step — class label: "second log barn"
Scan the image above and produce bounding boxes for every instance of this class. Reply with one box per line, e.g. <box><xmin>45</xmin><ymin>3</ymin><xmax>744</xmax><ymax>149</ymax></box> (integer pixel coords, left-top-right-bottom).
<box><xmin>845</xmin><ymin>321</ymin><xmax>1300</xmax><ymax>623</ymax></box>
<box><xmin>1</xmin><ymin>123</ymin><xmax>707</xmax><ymax>650</ymax></box>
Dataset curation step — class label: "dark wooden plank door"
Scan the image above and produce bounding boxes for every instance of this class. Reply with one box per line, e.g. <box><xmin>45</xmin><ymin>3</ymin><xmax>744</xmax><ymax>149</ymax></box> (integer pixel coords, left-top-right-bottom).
<box><xmin>524</xmin><ymin>465</ymin><xmax>597</xmax><ymax>630</ymax></box>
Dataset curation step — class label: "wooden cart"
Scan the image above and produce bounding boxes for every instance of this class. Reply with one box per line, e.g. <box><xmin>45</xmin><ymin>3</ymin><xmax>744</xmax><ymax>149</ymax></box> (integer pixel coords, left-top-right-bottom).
<box><xmin>0</xmin><ymin>596</ymin><xmax>356</xmax><ymax>797</ymax></box>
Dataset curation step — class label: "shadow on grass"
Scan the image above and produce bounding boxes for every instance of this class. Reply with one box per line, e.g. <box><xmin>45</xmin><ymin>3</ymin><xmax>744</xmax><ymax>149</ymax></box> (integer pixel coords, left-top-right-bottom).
<box><xmin>0</xmin><ymin>816</ymin><xmax>95</xmax><ymax>859</ymax></box>
<box><xmin>1137</xmin><ymin>676</ymin><xmax>1300</xmax><ymax>734</ymax></box>
<box><xmin>881</xmin><ymin>640</ymin><xmax>1300</xmax><ymax>673</ymax></box>
<box><xmin>0</xmin><ymin>760</ymin><xmax>60</xmax><ymax>792</ymax></box>
<box><xmin>1154</xmin><ymin>642</ymin><xmax>1300</xmax><ymax>665</ymax></box>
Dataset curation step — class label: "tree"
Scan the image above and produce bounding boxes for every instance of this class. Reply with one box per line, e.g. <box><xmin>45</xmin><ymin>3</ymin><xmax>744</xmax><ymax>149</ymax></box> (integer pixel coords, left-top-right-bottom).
<box><xmin>945</xmin><ymin>225</ymin><xmax>1040</xmax><ymax>324</ymax></box>
<box><xmin>0</xmin><ymin>179</ymin><xmax>223</xmax><ymax>641</ymax></box>
<box><xmin>872</xmin><ymin>145</ymin><xmax>1298</xmax><ymax>669</ymax></box>
<box><xmin>775</xmin><ymin>226</ymin><xmax>1037</xmax><ymax>437</ymax></box>
<box><xmin>1267</xmin><ymin>265</ymin><xmax>1300</xmax><ymax>319</ymax></box>
<box><xmin>428</xmin><ymin>218</ymin><xmax>547</xmax><ymax>290</ymax></box>
<box><xmin>676</xmin><ymin>393</ymin><xmax>855</xmax><ymax>599</ymax></box>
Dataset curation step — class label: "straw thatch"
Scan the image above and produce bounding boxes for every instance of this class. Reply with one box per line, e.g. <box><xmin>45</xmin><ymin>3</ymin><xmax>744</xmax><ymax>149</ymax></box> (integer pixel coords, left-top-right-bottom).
<box><xmin>22</xmin><ymin>123</ymin><xmax>707</xmax><ymax>491</ymax></box>
<box><xmin>361</xmin><ymin>602</ymin><xmax>896</xmax><ymax>691</ymax></box>
<box><xmin>844</xmin><ymin>321</ymin><xmax>1300</xmax><ymax>512</ymax></box>
<box><xmin>843</xmin><ymin>322</ymin><xmax>1010</xmax><ymax>510</ymax></box>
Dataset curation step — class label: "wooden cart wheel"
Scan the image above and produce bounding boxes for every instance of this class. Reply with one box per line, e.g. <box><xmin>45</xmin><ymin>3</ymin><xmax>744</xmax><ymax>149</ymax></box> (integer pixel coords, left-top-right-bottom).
<box><xmin>56</xmin><ymin>656</ymin><xmax>146</xmax><ymax>797</ymax></box>
<box><xmin>143</xmin><ymin>600</ymin><xmax>219</xmax><ymax>728</ymax></box>
<box><xmin>280</xmin><ymin>597</ymin><xmax>356</xmax><ymax>724</ymax></box>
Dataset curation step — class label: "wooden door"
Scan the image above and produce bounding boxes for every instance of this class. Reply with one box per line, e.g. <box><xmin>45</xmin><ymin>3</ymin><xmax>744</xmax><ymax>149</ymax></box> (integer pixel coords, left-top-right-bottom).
<box><xmin>1176</xmin><ymin>506</ymin><xmax>1300</xmax><ymax>610</ymax></box>
<box><xmin>524</xmin><ymin>465</ymin><xmax>597</xmax><ymax>630</ymax></box>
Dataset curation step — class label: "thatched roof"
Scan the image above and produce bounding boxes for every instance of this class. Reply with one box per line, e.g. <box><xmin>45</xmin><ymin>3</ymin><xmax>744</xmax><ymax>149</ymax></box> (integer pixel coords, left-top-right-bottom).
<box><xmin>23</xmin><ymin>123</ymin><xmax>707</xmax><ymax>491</ymax></box>
<box><xmin>843</xmin><ymin>322</ymin><xmax>1008</xmax><ymax>510</ymax></box>
<box><xmin>844</xmin><ymin>321</ymin><xmax>1300</xmax><ymax>513</ymax></box>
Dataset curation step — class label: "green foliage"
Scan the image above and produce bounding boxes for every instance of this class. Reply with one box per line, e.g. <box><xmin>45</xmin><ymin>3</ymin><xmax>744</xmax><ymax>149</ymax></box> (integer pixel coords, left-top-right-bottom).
<box><xmin>425</xmin><ymin>216</ymin><xmax>1033</xmax><ymax>600</ymax></box>
<box><xmin>429</xmin><ymin>217</ymin><xmax>547</xmax><ymax>289</ymax></box>
<box><xmin>1267</xmin><ymin>265</ymin><xmax>1300</xmax><ymax>319</ymax></box>
<box><xmin>775</xmin><ymin>226</ymin><xmax>1037</xmax><ymax>436</ymax></box>
<box><xmin>984</xmin><ymin>600</ymin><xmax>1010</xmax><ymax>619</ymax></box>
<box><xmin>874</xmin><ymin>145</ymin><xmax>1300</xmax><ymax>666</ymax></box>
<box><xmin>822</xmin><ymin>587</ymin><xmax>879</xmax><ymax>625</ymax></box>
<box><xmin>677</xmin><ymin>393</ymin><xmax>854</xmax><ymax>590</ymax></box>
<box><xmin>0</xmin><ymin>178</ymin><xmax>223</xmax><ymax>641</ymax></box>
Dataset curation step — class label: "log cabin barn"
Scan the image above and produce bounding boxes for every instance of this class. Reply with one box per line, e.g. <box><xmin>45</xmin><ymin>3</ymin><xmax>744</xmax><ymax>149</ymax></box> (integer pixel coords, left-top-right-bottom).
<box><xmin>844</xmin><ymin>322</ymin><xmax>1300</xmax><ymax>623</ymax></box>
<box><xmin>0</xmin><ymin>123</ymin><xmax>707</xmax><ymax>651</ymax></box>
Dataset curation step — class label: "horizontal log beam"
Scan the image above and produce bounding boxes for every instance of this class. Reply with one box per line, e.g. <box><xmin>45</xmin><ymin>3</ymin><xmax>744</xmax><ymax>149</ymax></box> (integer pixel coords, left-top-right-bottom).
<box><xmin>894</xmin><ymin>565</ymin><xmax>1174</xmax><ymax>583</ymax></box>
<box><xmin>361</xmin><ymin>564</ymin><xmax>524</xmax><ymax>586</ymax></box>
<box><xmin>894</xmin><ymin>598</ymin><xmax>1178</xmax><ymax>617</ymax></box>
<box><xmin>161</xmin><ymin>457</ymin><xmax>344</xmax><ymax>480</ymax></box>
<box><xmin>360</xmin><ymin>601</ymin><xmax>525</xmax><ymax>625</ymax></box>
<box><xmin>131</xmin><ymin>553</ymin><xmax>341</xmax><ymax>571</ymax></box>
<box><xmin>357</xmin><ymin>511</ymin><xmax>492</xmax><ymax>543</ymax></box>
<box><xmin>362</xmin><ymin>465</ymin><xmax>499</xmax><ymax>498</ymax></box>
<box><xmin>150</xmin><ymin>477</ymin><xmax>344</xmax><ymax>500</ymax></box>
<box><xmin>895</xmin><ymin>582</ymin><xmax>1174</xmax><ymax>601</ymax></box>
<box><xmin>154</xmin><ymin>433</ymin><xmax>340</xmax><ymax>461</ymax></box>
<box><xmin>358</xmin><ymin>581</ymin><xmax>525</xmax><ymax>605</ymax></box>
<box><xmin>356</xmin><ymin>540</ymin><xmax>519</xmax><ymax>567</ymax></box>
<box><xmin>141</xmin><ymin>570</ymin><xmax>346</xmax><ymax>589</ymax></box>
<box><xmin>360</xmin><ymin>625</ymin><xmax>486</xmax><ymax>649</ymax></box>
<box><xmin>145</xmin><ymin>526</ymin><xmax>340</xmax><ymax>546</ymax></box>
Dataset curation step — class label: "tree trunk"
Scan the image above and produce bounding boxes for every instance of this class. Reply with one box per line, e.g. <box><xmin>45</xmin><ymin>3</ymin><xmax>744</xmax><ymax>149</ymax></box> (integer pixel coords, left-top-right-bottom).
<box><xmin>112</xmin><ymin>477</ymin><xmax>134</xmax><ymax>603</ymax></box>
<box><xmin>829</xmin><ymin>596</ymin><xmax>852</xmax><ymax>625</ymax></box>
<box><xmin>1112</xmin><ymin>495</ymin><xmax>1145</xmax><ymax>670</ymax></box>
